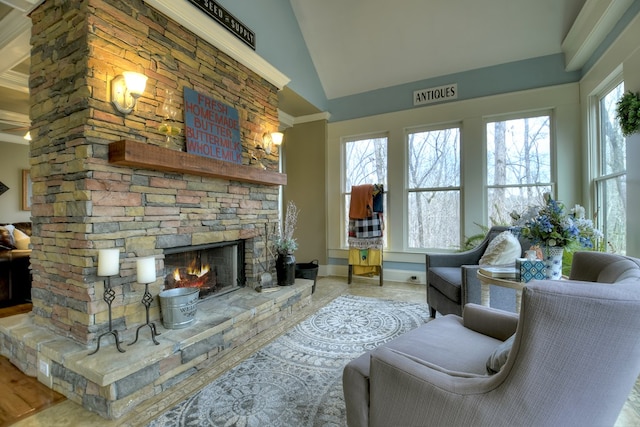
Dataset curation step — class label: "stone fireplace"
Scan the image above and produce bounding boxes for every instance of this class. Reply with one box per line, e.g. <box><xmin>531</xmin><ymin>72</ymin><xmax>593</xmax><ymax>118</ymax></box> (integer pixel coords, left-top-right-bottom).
<box><xmin>0</xmin><ymin>0</ymin><xmax>315</xmax><ymax>420</ymax></box>
<box><xmin>164</xmin><ymin>240</ymin><xmax>244</xmax><ymax>299</ymax></box>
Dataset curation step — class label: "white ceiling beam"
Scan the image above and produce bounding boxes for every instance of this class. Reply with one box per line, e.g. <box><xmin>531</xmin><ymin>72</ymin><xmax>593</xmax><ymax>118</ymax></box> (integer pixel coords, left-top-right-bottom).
<box><xmin>0</xmin><ymin>69</ymin><xmax>28</xmax><ymax>93</ymax></box>
<box><xmin>0</xmin><ymin>108</ymin><xmax>29</xmax><ymax>124</ymax></box>
<box><xmin>0</xmin><ymin>131</ymin><xmax>28</xmax><ymax>145</ymax></box>
<box><xmin>0</xmin><ymin>0</ymin><xmax>42</xmax><ymax>13</ymax></box>
<box><xmin>562</xmin><ymin>0</ymin><xmax>634</xmax><ymax>71</ymax></box>
<box><xmin>0</xmin><ymin>16</ymin><xmax>31</xmax><ymax>76</ymax></box>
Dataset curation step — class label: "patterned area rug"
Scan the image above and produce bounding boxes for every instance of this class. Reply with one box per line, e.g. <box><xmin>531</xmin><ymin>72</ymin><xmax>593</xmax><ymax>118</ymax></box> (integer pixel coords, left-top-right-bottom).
<box><xmin>147</xmin><ymin>295</ymin><xmax>431</xmax><ymax>427</ymax></box>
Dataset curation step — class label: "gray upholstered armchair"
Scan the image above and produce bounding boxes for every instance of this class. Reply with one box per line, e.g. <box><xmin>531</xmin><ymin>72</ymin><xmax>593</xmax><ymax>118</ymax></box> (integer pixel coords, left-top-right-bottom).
<box><xmin>343</xmin><ymin>252</ymin><xmax>640</xmax><ymax>427</ymax></box>
<box><xmin>426</xmin><ymin>226</ymin><xmax>530</xmax><ymax>317</ymax></box>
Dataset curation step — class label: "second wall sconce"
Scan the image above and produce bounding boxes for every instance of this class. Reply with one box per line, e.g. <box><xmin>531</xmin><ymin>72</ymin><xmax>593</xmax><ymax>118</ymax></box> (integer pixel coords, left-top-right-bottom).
<box><xmin>262</xmin><ymin>131</ymin><xmax>284</xmax><ymax>155</ymax></box>
<box><xmin>111</xmin><ymin>71</ymin><xmax>148</xmax><ymax>115</ymax></box>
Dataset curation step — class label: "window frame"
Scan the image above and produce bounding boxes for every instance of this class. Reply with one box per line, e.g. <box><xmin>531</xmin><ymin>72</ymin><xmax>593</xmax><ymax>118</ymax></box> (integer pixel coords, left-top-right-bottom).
<box><xmin>405</xmin><ymin>122</ymin><xmax>462</xmax><ymax>251</ymax></box>
<box><xmin>484</xmin><ymin>109</ymin><xmax>556</xmax><ymax>226</ymax></box>
<box><xmin>341</xmin><ymin>132</ymin><xmax>389</xmax><ymax>249</ymax></box>
<box><xmin>591</xmin><ymin>76</ymin><xmax>626</xmax><ymax>254</ymax></box>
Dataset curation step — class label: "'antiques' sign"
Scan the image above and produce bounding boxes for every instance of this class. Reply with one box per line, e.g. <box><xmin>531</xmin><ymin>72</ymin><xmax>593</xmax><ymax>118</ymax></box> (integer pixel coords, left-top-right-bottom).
<box><xmin>413</xmin><ymin>83</ymin><xmax>458</xmax><ymax>106</ymax></box>
<box><xmin>187</xmin><ymin>0</ymin><xmax>256</xmax><ymax>50</ymax></box>
<box><xmin>184</xmin><ymin>87</ymin><xmax>242</xmax><ymax>164</ymax></box>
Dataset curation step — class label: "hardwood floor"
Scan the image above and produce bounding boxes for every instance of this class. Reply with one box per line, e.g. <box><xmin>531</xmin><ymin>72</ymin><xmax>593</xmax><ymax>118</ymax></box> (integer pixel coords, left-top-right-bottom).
<box><xmin>0</xmin><ymin>303</ymin><xmax>32</xmax><ymax>318</ymax></box>
<box><xmin>0</xmin><ymin>303</ymin><xmax>66</xmax><ymax>426</ymax></box>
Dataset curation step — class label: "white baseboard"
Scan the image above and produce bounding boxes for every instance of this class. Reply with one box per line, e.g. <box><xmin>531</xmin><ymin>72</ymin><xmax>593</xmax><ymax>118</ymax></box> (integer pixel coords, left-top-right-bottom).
<box><xmin>320</xmin><ymin>264</ymin><xmax>425</xmax><ymax>285</ymax></box>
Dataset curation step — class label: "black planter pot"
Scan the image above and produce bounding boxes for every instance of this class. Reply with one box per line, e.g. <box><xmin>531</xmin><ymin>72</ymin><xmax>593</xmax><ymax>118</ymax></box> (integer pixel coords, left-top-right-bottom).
<box><xmin>276</xmin><ymin>253</ymin><xmax>296</xmax><ymax>286</ymax></box>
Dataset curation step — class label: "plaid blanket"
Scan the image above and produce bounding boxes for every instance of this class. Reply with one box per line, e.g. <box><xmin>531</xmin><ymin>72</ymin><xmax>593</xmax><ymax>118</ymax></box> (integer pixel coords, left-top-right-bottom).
<box><xmin>349</xmin><ymin>213</ymin><xmax>384</xmax><ymax>238</ymax></box>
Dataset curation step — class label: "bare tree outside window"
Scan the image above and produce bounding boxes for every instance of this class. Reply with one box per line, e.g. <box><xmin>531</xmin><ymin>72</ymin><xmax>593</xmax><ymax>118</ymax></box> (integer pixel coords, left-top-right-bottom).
<box><xmin>596</xmin><ymin>82</ymin><xmax>626</xmax><ymax>253</ymax></box>
<box><xmin>407</xmin><ymin>127</ymin><xmax>460</xmax><ymax>249</ymax></box>
<box><xmin>486</xmin><ymin>114</ymin><xmax>552</xmax><ymax>225</ymax></box>
<box><xmin>343</xmin><ymin>137</ymin><xmax>387</xmax><ymax>246</ymax></box>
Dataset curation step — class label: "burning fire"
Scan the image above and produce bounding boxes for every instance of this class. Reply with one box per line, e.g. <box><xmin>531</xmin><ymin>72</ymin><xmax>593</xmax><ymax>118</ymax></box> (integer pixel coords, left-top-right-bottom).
<box><xmin>172</xmin><ymin>259</ymin><xmax>211</xmax><ymax>288</ymax></box>
<box><xmin>173</xmin><ymin>258</ymin><xmax>210</xmax><ymax>281</ymax></box>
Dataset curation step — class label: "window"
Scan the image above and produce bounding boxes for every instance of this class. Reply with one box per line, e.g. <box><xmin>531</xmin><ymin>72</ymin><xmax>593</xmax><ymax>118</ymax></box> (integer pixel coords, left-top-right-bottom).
<box><xmin>595</xmin><ymin>81</ymin><xmax>626</xmax><ymax>253</ymax></box>
<box><xmin>407</xmin><ymin>126</ymin><xmax>460</xmax><ymax>249</ymax></box>
<box><xmin>343</xmin><ymin>136</ymin><xmax>387</xmax><ymax>246</ymax></box>
<box><xmin>486</xmin><ymin>113</ymin><xmax>552</xmax><ymax>225</ymax></box>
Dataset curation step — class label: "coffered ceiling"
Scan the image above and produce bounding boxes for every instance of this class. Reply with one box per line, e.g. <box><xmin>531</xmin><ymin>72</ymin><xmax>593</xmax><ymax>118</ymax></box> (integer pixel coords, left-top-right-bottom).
<box><xmin>0</xmin><ymin>0</ymin><xmax>34</xmax><ymax>145</ymax></box>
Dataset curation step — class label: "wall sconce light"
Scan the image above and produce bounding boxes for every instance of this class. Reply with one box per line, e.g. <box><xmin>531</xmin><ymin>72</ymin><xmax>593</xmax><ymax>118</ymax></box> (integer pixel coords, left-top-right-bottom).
<box><xmin>23</xmin><ymin>131</ymin><xmax>31</xmax><ymax>141</ymax></box>
<box><xmin>251</xmin><ymin>130</ymin><xmax>284</xmax><ymax>168</ymax></box>
<box><xmin>260</xmin><ymin>131</ymin><xmax>284</xmax><ymax>155</ymax></box>
<box><xmin>111</xmin><ymin>71</ymin><xmax>148</xmax><ymax>115</ymax></box>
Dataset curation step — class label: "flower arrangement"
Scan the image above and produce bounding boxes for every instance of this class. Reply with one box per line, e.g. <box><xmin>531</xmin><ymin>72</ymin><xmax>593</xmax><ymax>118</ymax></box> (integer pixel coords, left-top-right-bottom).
<box><xmin>274</xmin><ymin>201</ymin><xmax>299</xmax><ymax>255</ymax></box>
<box><xmin>510</xmin><ymin>194</ymin><xmax>602</xmax><ymax>249</ymax></box>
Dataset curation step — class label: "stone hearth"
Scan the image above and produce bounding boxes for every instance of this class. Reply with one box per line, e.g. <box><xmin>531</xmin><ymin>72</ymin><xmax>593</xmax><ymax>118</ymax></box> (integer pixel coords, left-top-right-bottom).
<box><xmin>0</xmin><ymin>0</ymin><xmax>296</xmax><ymax>420</ymax></box>
<box><xmin>0</xmin><ymin>280</ymin><xmax>313</xmax><ymax>419</ymax></box>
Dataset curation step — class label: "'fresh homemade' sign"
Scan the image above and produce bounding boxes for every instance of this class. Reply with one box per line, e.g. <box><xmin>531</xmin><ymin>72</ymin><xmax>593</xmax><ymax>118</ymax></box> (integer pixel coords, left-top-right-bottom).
<box><xmin>413</xmin><ymin>83</ymin><xmax>458</xmax><ymax>106</ymax></box>
<box><xmin>184</xmin><ymin>87</ymin><xmax>242</xmax><ymax>164</ymax></box>
<box><xmin>187</xmin><ymin>0</ymin><xmax>256</xmax><ymax>50</ymax></box>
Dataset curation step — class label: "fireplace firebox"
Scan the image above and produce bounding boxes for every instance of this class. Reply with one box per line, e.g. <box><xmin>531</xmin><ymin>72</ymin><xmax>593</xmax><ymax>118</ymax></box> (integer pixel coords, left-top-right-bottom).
<box><xmin>164</xmin><ymin>241</ymin><xmax>245</xmax><ymax>298</ymax></box>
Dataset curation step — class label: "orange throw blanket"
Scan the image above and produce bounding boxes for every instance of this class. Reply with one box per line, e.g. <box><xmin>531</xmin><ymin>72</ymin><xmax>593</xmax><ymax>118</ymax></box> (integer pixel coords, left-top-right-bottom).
<box><xmin>349</xmin><ymin>184</ymin><xmax>374</xmax><ymax>219</ymax></box>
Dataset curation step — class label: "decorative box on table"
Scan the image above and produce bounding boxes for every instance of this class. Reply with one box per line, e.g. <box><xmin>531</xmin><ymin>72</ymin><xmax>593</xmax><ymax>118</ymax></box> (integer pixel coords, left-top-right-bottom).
<box><xmin>516</xmin><ymin>258</ymin><xmax>547</xmax><ymax>282</ymax></box>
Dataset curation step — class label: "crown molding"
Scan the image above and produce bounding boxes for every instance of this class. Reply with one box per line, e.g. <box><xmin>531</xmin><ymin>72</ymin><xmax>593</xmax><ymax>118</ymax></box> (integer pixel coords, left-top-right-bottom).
<box><xmin>278</xmin><ymin>110</ymin><xmax>294</xmax><ymax>129</ymax></box>
<box><xmin>144</xmin><ymin>0</ymin><xmax>290</xmax><ymax>90</ymax></box>
<box><xmin>294</xmin><ymin>112</ymin><xmax>331</xmax><ymax>125</ymax></box>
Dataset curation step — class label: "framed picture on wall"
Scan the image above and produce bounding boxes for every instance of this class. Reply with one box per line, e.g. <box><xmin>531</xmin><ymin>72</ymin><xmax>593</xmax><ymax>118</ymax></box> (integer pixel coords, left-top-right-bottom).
<box><xmin>22</xmin><ymin>169</ymin><xmax>31</xmax><ymax>211</ymax></box>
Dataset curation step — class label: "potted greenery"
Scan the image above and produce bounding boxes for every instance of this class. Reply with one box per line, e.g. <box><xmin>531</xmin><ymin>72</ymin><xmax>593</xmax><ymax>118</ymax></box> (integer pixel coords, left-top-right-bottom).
<box><xmin>616</xmin><ymin>90</ymin><xmax>640</xmax><ymax>137</ymax></box>
<box><xmin>274</xmin><ymin>201</ymin><xmax>299</xmax><ymax>286</ymax></box>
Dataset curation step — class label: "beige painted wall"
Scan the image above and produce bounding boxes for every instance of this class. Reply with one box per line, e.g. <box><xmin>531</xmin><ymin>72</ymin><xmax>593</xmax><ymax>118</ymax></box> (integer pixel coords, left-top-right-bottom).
<box><xmin>0</xmin><ymin>141</ymin><xmax>31</xmax><ymax>224</ymax></box>
<box><xmin>282</xmin><ymin>120</ymin><xmax>328</xmax><ymax>264</ymax></box>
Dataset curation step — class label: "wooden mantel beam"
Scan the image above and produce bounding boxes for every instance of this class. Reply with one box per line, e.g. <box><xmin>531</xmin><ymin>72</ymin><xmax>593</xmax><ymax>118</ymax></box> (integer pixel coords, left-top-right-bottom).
<box><xmin>108</xmin><ymin>140</ymin><xmax>286</xmax><ymax>186</ymax></box>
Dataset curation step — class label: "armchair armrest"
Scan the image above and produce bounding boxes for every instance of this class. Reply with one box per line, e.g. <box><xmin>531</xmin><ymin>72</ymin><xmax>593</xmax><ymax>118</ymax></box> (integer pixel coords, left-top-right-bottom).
<box><xmin>462</xmin><ymin>303</ymin><xmax>518</xmax><ymax>341</ymax></box>
<box><xmin>426</xmin><ymin>244</ymin><xmax>487</xmax><ymax>268</ymax></box>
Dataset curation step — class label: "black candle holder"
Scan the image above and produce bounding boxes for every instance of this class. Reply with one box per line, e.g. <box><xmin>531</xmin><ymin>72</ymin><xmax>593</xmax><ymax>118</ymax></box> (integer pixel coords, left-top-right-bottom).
<box><xmin>89</xmin><ymin>276</ymin><xmax>125</xmax><ymax>355</ymax></box>
<box><xmin>129</xmin><ymin>282</ymin><xmax>161</xmax><ymax>345</ymax></box>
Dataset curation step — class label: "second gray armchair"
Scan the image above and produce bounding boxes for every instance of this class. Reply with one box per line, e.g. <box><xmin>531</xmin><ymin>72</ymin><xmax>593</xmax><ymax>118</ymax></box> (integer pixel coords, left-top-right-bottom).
<box><xmin>426</xmin><ymin>226</ymin><xmax>530</xmax><ymax>317</ymax></box>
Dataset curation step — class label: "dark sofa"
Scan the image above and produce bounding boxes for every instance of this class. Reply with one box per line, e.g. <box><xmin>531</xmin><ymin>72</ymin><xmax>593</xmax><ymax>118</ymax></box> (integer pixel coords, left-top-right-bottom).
<box><xmin>0</xmin><ymin>222</ymin><xmax>32</xmax><ymax>306</ymax></box>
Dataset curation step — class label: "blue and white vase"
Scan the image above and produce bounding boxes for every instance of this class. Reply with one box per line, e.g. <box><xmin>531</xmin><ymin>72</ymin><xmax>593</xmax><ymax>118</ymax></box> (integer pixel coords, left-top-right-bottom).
<box><xmin>542</xmin><ymin>246</ymin><xmax>564</xmax><ymax>280</ymax></box>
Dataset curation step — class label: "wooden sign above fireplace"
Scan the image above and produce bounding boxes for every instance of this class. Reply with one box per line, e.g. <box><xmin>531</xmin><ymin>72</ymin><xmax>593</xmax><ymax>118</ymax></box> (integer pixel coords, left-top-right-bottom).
<box><xmin>108</xmin><ymin>140</ymin><xmax>286</xmax><ymax>186</ymax></box>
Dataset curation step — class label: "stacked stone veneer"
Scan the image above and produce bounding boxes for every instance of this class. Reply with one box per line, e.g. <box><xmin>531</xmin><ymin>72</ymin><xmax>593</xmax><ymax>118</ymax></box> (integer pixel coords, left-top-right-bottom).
<box><xmin>27</xmin><ymin>0</ymin><xmax>281</xmax><ymax>346</ymax></box>
<box><xmin>0</xmin><ymin>0</ymin><xmax>296</xmax><ymax>417</ymax></box>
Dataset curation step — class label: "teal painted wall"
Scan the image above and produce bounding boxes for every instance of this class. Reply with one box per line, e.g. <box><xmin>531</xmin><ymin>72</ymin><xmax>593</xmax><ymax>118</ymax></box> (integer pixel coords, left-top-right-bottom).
<box><xmin>215</xmin><ymin>0</ymin><xmax>328</xmax><ymax>112</ymax></box>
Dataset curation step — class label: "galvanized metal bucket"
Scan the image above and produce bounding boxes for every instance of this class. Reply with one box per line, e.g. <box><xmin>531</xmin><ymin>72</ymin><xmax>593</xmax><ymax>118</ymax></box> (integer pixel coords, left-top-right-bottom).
<box><xmin>159</xmin><ymin>287</ymin><xmax>199</xmax><ymax>329</ymax></box>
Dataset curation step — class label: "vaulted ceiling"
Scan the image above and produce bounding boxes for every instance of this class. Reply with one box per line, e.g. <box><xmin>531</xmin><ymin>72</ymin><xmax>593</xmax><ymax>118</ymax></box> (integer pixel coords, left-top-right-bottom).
<box><xmin>0</xmin><ymin>0</ymin><xmax>606</xmax><ymax>144</ymax></box>
<box><xmin>289</xmin><ymin>0</ymin><xmax>586</xmax><ymax>100</ymax></box>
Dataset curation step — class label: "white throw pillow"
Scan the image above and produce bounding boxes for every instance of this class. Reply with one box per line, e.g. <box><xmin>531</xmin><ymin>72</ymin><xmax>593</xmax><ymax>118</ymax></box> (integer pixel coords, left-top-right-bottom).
<box><xmin>12</xmin><ymin>227</ymin><xmax>31</xmax><ymax>250</ymax></box>
<box><xmin>479</xmin><ymin>231</ymin><xmax>521</xmax><ymax>265</ymax></box>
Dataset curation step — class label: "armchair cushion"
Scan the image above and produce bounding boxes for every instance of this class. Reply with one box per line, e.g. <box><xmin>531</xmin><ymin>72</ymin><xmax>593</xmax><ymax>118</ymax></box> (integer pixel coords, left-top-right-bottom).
<box><xmin>427</xmin><ymin>267</ymin><xmax>462</xmax><ymax>302</ymax></box>
<box><xmin>478</xmin><ymin>230</ymin><xmax>521</xmax><ymax>265</ymax></box>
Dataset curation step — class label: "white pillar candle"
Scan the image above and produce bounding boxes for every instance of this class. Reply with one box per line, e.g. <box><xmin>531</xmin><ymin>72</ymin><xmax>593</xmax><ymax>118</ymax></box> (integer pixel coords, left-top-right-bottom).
<box><xmin>98</xmin><ymin>249</ymin><xmax>120</xmax><ymax>276</ymax></box>
<box><xmin>137</xmin><ymin>256</ymin><xmax>157</xmax><ymax>284</ymax></box>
